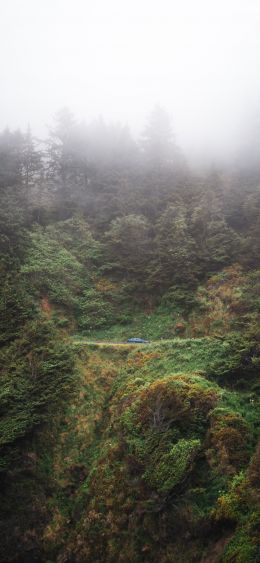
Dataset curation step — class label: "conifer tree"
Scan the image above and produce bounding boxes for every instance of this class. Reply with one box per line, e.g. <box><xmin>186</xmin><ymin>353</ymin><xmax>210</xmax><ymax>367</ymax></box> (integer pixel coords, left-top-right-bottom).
<box><xmin>149</xmin><ymin>205</ymin><xmax>198</xmax><ymax>291</ymax></box>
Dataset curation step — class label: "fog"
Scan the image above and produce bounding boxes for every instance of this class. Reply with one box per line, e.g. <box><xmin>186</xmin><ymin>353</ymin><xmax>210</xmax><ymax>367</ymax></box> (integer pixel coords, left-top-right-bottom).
<box><xmin>1</xmin><ymin>0</ymin><xmax>260</xmax><ymax>162</ymax></box>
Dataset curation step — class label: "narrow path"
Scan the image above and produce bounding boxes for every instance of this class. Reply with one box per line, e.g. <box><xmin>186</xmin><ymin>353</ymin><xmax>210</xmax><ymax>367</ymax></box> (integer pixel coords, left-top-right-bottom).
<box><xmin>72</xmin><ymin>338</ymin><xmax>190</xmax><ymax>347</ymax></box>
<box><xmin>73</xmin><ymin>340</ymin><xmax>149</xmax><ymax>347</ymax></box>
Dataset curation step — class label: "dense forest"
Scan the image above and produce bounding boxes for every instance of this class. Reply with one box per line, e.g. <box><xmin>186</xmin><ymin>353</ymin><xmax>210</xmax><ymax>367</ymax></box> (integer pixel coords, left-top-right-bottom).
<box><xmin>0</xmin><ymin>106</ymin><xmax>259</xmax><ymax>562</ymax></box>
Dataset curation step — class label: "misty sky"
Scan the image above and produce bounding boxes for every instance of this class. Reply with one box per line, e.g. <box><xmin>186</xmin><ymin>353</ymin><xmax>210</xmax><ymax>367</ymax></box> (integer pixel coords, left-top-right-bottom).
<box><xmin>1</xmin><ymin>0</ymin><xmax>260</xmax><ymax>159</ymax></box>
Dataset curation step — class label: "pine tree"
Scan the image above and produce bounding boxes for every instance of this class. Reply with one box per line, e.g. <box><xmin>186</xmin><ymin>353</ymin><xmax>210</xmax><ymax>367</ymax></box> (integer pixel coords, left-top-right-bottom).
<box><xmin>0</xmin><ymin>129</ymin><xmax>23</xmax><ymax>188</ymax></box>
<box><xmin>105</xmin><ymin>214</ymin><xmax>152</xmax><ymax>283</ymax></box>
<box><xmin>21</xmin><ymin>126</ymin><xmax>43</xmax><ymax>195</ymax></box>
<box><xmin>149</xmin><ymin>205</ymin><xmax>198</xmax><ymax>291</ymax></box>
<box><xmin>141</xmin><ymin>105</ymin><xmax>176</xmax><ymax>168</ymax></box>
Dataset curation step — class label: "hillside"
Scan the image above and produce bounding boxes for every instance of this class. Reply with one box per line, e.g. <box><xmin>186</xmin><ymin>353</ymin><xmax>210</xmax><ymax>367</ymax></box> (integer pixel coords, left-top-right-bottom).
<box><xmin>0</xmin><ymin>112</ymin><xmax>259</xmax><ymax>562</ymax></box>
<box><xmin>1</xmin><ymin>333</ymin><xmax>259</xmax><ymax>562</ymax></box>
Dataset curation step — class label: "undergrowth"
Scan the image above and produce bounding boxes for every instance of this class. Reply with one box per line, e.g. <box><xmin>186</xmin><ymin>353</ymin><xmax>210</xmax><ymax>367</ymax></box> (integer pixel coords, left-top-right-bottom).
<box><xmin>2</xmin><ymin>333</ymin><xmax>256</xmax><ymax>562</ymax></box>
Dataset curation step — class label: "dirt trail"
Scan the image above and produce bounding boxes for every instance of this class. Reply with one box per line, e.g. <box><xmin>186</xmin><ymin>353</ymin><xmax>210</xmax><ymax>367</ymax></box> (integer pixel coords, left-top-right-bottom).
<box><xmin>73</xmin><ymin>340</ymin><xmax>151</xmax><ymax>347</ymax></box>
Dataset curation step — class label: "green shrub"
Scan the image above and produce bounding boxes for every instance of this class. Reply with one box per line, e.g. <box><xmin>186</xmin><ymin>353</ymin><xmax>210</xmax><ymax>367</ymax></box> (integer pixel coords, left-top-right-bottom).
<box><xmin>144</xmin><ymin>438</ymin><xmax>201</xmax><ymax>493</ymax></box>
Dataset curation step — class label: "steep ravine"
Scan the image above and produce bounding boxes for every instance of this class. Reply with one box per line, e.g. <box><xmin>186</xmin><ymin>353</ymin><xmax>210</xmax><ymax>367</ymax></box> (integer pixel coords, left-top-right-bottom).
<box><xmin>42</xmin><ymin>341</ymin><xmax>259</xmax><ymax>561</ymax></box>
<box><xmin>1</xmin><ymin>339</ymin><xmax>259</xmax><ymax>562</ymax></box>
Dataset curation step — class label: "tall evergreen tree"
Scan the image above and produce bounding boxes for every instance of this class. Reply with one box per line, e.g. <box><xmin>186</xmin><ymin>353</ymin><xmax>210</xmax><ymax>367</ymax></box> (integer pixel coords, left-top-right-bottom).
<box><xmin>149</xmin><ymin>205</ymin><xmax>198</xmax><ymax>291</ymax></box>
<box><xmin>141</xmin><ymin>105</ymin><xmax>176</xmax><ymax>167</ymax></box>
<box><xmin>105</xmin><ymin>214</ymin><xmax>152</xmax><ymax>283</ymax></box>
<box><xmin>21</xmin><ymin>126</ymin><xmax>43</xmax><ymax>197</ymax></box>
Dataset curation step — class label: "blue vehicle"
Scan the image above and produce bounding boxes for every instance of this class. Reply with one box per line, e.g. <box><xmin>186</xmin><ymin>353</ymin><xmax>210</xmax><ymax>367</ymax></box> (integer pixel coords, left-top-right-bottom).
<box><xmin>127</xmin><ymin>337</ymin><xmax>149</xmax><ymax>343</ymax></box>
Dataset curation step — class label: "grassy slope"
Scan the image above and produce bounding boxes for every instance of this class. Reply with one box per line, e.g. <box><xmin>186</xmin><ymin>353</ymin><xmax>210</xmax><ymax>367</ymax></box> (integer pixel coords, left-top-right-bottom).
<box><xmin>76</xmin><ymin>308</ymin><xmax>179</xmax><ymax>341</ymax></box>
<box><xmin>74</xmin><ymin>265</ymin><xmax>259</xmax><ymax>343</ymax></box>
<box><xmin>33</xmin><ymin>335</ymin><xmax>259</xmax><ymax>563</ymax></box>
<box><xmin>36</xmin><ymin>267</ymin><xmax>259</xmax><ymax>562</ymax></box>
<box><xmin>2</xmin><ymin>265</ymin><xmax>259</xmax><ymax>562</ymax></box>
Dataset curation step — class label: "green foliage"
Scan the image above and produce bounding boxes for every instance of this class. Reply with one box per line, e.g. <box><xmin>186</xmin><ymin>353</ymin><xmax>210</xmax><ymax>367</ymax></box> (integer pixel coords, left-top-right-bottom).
<box><xmin>214</xmin><ymin>456</ymin><xmax>260</xmax><ymax>563</ymax></box>
<box><xmin>0</xmin><ymin>117</ymin><xmax>259</xmax><ymax>561</ymax></box>
<box><xmin>0</xmin><ymin>272</ymin><xmax>35</xmax><ymax>343</ymax></box>
<box><xmin>77</xmin><ymin>288</ymin><xmax>114</xmax><ymax>329</ymax></box>
<box><xmin>0</xmin><ymin>186</ymin><xmax>29</xmax><ymax>265</ymax></box>
<box><xmin>144</xmin><ymin>438</ymin><xmax>201</xmax><ymax>493</ymax></box>
<box><xmin>161</xmin><ymin>285</ymin><xmax>199</xmax><ymax>311</ymax></box>
<box><xmin>84</xmin><ymin>307</ymin><xmax>177</xmax><ymax>340</ymax></box>
<box><xmin>19</xmin><ymin>219</ymin><xmax>118</xmax><ymax>331</ymax></box>
<box><xmin>222</xmin><ymin>529</ymin><xmax>259</xmax><ymax>563</ymax></box>
<box><xmin>0</xmin><ymin>319</ymin><xmax>75</xmax><ymax>470</ymax></box>
<box><xmin>205</xmin><ymin>217</ymin><xmax>241</xmax><ymax>270</ymax></box>
<box><xmin>21</xmin><ymin>224</ymin><xmax>84</xmax><ymax>305</ymax></box>
<box><xmin>149</xmin><ymin>205</ymin><xmax>199</xmax><ymax>291</ymax></box>
<box><xmin>105</xmin><ymin>214</ymin><xmax>152</xmax><ymax>281</ymax></box>
<box><xmin>42</xmin><ymin>338</ymin><xmax>256</xmax><ymax>563</ymax></box>
<box><xmin>0</xmin><ymin>129</ymin><xmax>24</xmax><ymax>187</ymax></box>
